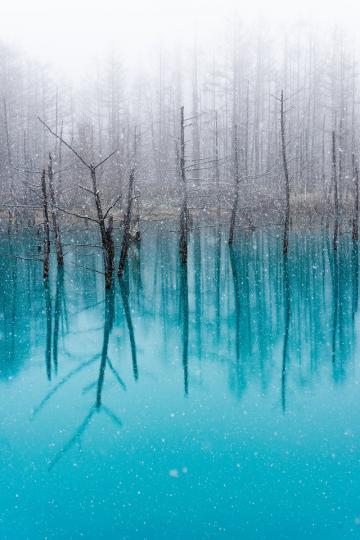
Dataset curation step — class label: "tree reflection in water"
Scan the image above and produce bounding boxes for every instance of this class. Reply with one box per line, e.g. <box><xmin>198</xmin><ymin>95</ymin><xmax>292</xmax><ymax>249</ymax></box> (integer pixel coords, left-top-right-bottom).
<box><xmin>4</xmin><ymin>226</ymin><xmax>358</xmax><ymax>467</ymax></box>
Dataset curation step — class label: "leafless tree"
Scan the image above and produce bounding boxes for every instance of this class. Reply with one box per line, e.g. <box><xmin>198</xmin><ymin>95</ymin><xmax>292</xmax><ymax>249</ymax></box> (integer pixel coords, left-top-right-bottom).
<box><xmin>38</xmin><ymin>117</ymin><xmax>119</xmax><ymax>288</ymax></box>
<box><xmin>280</xmin><ymin>91</ymin><xmax>290</xmax><ymax>255</ymax></box>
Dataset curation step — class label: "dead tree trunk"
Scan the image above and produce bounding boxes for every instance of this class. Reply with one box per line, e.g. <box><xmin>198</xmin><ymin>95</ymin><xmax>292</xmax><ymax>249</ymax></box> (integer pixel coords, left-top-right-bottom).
<box><xmin>352</xmin><ymin>153</ymin><xmax>359</xmax><ymax>241</ymax></box>
<box><xmin>322</xmin><ymin>115</ymin><xmax>327</xmax><ymax>204</ymax></box>
<box><xmin>105</xmin><ymin>217</ymin><xmax>115</xmax><ymax>289</ymax></box>
<box><xmin>179</xmin><ymin>106</ymin><xmax>188</xmax><ymax>264</ymax></box>
<box><xmin>118</xmin><ymin>131</ymin><xmax>138</xmax><ymax>278</ymax></box>
<box><xmin>48</xmin><ymin>153</ymin><xmax>64</xmax><ymax>267</ymax></box>
<box><xmin>118</xmin><ymin>167</ymin><xmax>135</xmax><ymax>278</ymax></box>
<box><xmin>38</xmin><ymin>117</ymin><xmax>119</xmax><ymax>289</ymax></box>
<box><xmin>228</xmin><ymin>124</ymin><xmax>240</xmax><ymax>245</ymax></box>
<box><xmin>280</xmin><ymin>90</ymin><xmax>290</xmax><ymax>255</ymax></box>
<box><xmin>332</xmin><ymin>130</ymin><xmax>339</xmax><ymax>250</ymax></box>
<box><xmin>214</xmin><ymin>111</ymin><xmax>221</xmax><ymax>342</ymax></box>
<box><xmin>41</xmin><ymin>169</ymin><xmax>51</xmax><ymax>279</ymax></box>
<box><xmin>90</xmin><ymin>164</ymin><xmax>114</xmax><ymax>289</ymax></box>
<box><xmin>215</xmin><ymin>111</ymin><xmax>221</xmax><ymax>224</ymax></box>
<box><xmin>3</xmin><ymin>98</ymin><xmax>15</xmax><ymax>233</ymax></box>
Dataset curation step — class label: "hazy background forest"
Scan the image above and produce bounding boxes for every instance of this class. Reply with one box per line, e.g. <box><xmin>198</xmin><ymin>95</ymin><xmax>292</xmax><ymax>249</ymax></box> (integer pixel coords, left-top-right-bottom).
<box><xmin>1</xmin><ymin>0</ymin><xmax>360</xmax><ymax>234</ymax></box>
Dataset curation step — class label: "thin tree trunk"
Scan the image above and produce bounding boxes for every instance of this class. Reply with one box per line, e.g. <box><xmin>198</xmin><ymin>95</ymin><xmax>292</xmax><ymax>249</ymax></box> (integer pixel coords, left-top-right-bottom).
<box><xmin>214</xmin><ymin>112</ymin><xmax>222</xmax><ymax>342</ymax></box>
<box><xmin>228</xmin><ymin>124</ymin><xmax>240</xmax><ymax>245</ymax></box>
<box><xmin>58</xmin><ymin>120</ymin><xmax>63</xmax><ymax>192</ymax></box>
<box><xmin>41</xmin><ymin>169</ymin><xmax>51</xmax><ymax>279</ymax></box>
<box><xmin>352</xmin><ymin>153</ymin><xmax>359</xmax><ymax>241</ymax></box>
<box><xmin>105</xmin><ymin>217</ymin><xmax>115</xmax><ymax>289</ymax></box>
<box><xmin>245</xmin><ymin>81</ymin><xmax>249</xmax><ymax>178</ymax></box>
<box><xmin>332</xmin><ymin>130</ymin><xmax>339</xmax><ymax>250</ymax></box>
<box><xmin>48</xmin><ymin>153</ymin><xmax>64</xmax><ymax>267</ymax></box>
<box><xmin>118</xmin><ymin>130</ymin><xmax>138</xmax><ymax>278</ymax></box>
<box><xmin>322</xmin><ymin>115</ymin><xmax>326</xmax><ymax>192</ymax></box>
<box><xmin>179</xmin><ymin>106</ymin><xmax>188</xmax><ymax>264</ymax></box>
<box><xmin>90</xmin><ymin>164</ymin><xmax>113</xmax><ymax>288</ymax></box>
<box><xmin>280</xmin><ymin>90</ymin><xmax>290</xmax><ymax>255</ymax></box>
<box><xmin>215</xmin><ymin>111</ymin><xmax>221</xmax><ymax>225</ymax></box>
<box><xmin>44</xmin><ymin>278</ymin><xmax>52</xmax><ymax>380</ymax></box>
<box><xmin>118</xmin><ymin>167</ymin><xmax>135</xmax><ymax>278</ymax></box>
<box><xmin>192</xmin><ymin>41</ymin><xmax>200</xmax><ymax>183</ymax></box>
<box><xmin>3</xmin><ymin>98</ymin><xmax>15</xmax><ymax>232</ymax></box>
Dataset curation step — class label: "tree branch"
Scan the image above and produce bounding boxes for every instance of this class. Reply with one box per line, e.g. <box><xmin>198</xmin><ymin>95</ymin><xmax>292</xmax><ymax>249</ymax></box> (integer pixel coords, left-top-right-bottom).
<box><xmin>94</xmin><ymin>149</ymin><xmax>118</xmax><ymax>169</ymax></box>
<box><xmin>53</xmin><ymin>204</ymin><xmax>100</xmax><ymax>224</ymax></box>
<box><xmin>38</xmin><ymin>117</ymin><xmax>90</xmax><ymax>170</ymax></box>
<box><xmin>103</xmin><ymin>194</ymin><xmax>122</xmax><ymax>220</ymax></box>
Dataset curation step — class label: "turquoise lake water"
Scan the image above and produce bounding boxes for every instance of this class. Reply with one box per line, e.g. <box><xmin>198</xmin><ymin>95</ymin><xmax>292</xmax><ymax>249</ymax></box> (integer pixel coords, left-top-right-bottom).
<box><xmin>1</xmin><ymin>226</ymin><xmax>360</xmax><ymax>539</ymax></box>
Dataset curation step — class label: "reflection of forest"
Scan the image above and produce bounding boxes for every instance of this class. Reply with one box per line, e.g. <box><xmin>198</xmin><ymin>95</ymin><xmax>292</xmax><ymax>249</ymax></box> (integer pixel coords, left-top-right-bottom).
<box><xmin>0</xmin><ymin>236</ymin><xmax>41</xmax><ymax>379</ymax></box>
<box><xmin>1</xmin><ymin>227</ymin><xmax>359</xmax><ymax>406</ymax></box>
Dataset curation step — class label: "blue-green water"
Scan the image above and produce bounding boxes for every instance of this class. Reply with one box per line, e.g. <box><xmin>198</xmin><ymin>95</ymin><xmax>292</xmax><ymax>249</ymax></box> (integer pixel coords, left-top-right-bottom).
<box><xmin>1</xmin><ymin>227</ymin><xmax>360</xmax><ymax>539</ymax></box>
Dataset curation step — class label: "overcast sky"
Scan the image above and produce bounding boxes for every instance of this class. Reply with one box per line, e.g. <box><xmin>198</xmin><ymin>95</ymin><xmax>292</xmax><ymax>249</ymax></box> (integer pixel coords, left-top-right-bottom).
<box><xmin>0</xmin><ymin>0</ymin><xmax>358</xmax><ymax>80</ymax></box>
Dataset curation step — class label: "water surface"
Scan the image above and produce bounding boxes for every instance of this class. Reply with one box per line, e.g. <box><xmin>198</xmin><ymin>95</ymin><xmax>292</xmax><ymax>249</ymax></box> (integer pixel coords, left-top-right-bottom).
<box><xmin>1</xmin><ymin>227</ymin><xmax>360</xmax><ymax>539</ymax></box>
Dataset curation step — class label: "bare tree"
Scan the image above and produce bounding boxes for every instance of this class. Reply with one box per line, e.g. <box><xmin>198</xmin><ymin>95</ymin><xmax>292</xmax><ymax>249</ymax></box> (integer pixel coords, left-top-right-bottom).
<box><xmin>41</xmin><ymin>169</ymin><xmax>51</xmax><ymax>279</ymax></box>
<box><xmin>118</xmin><ymin>131</ymin><xmax>138</xmax><ymax>278</ymax></box>
<box><xmin>280</xmin><ymin>91</ymin><xmax>290</xmax><ymax>255</ymax></box>
<box><xmin>38</xmin><ymin>117</ymin><xmax>119</xmax><ymax>288</ymax></box>
<box><xmin>228</xmin><ymin>124</ymin><xmax>240</xmax><ymax>245</ymax></box>
<box><xmin>352</xmin><ymin>153</ymin><xmax>359</xmax><ymax>241</ymax></box>
<box><xmin>47</xmin><ymin>153</ymin><xmax>64</xmax><ymax>267</ymax></box>
<box><xmin>332</xmin><ymin>130</ymin><xmax>339</xmax><ymax>250</ymax></box>
<box><xmin>179</xmin><ymin>106</ymin><xmax>188</xmax><ymax>264</ymax></box>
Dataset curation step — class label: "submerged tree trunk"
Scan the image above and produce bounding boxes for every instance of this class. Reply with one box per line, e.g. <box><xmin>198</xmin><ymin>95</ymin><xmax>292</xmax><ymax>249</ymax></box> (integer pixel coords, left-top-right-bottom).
<box><xmin>229</xmin><ymin>246</ymin><xmax>246</xmax><ymax>398</ymax></box>
<box><xmin>280</xmin><ymin>90</ymin><xmax>290</xmax><ymax>255</ymax></box>
<box><xmin>180</xmin><ymin>258</ymin><xmax>189</xmax><ymax>395</ymax></box>
<box><xmin>48</xmin><ymin>153</ymin><xmax>64</xmax><ymax>267</ymax></box>
<box><xmin>119</xmin><ymin>278</ymin><xmax>138</xmax><ymax>380</ymax></box>
<box><xmin>214</xmin><ymin>111</ymin><xmax>221</xmax><ymax>341</ymax></box>
<box><xmin>53</xmin><ymin>267</ymin><xmax>64</xmax><ymax>376</ymax></box>
<box><xmin>44</xmin><ymin>278</ymin><xmax>52</xmax><ymax>380</ymax></box>
<box><xmin>332</xmin><ymin>130</ymin><xmax>339</xmax><ymax>250</ymax></box>
<box><xmin>281</xmin><ymin>252</ymin><xmax>290</xmax><ymax>412</ymax></box>
<box><xmin>105</xmin><ymin>217</ymin><xmax>115</xmax><ymax>289</ymax></box>
<box><xmin>352</xmin><ymin>153</ymin><xmax>359</xmax><ymax>241</ymax></box>
<box><xmin>96</xmin><ymin>286</ymin><xmax>115</xmax><ymax>408</ymax></box>
<box><xmin>41</xmin><ymin>169</ymin><xmax>51</xmax><ymax>279</ymax></box>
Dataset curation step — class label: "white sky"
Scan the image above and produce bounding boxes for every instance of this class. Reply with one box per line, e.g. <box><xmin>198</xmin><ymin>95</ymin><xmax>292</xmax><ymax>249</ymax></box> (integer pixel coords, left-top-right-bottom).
<box><xmin>0</xmin><ymin>0</ymin><xmax>359</xmax><ymax>80</ymax></box>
